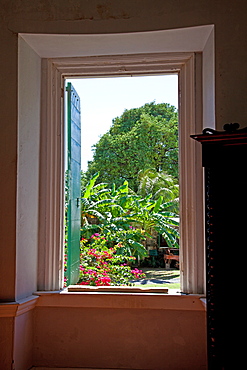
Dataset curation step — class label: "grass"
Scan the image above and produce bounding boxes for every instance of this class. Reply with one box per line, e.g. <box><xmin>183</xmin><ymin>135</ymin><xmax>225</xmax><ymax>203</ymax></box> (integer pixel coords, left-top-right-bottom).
<box><xmin>140</xmin><ymin>282</ymin><xmax>180</xmax><ymax>289</ymax></box>
<box><xmin>131</xmin><ymin>267</ymin><xmax>180</xmax><ymax>290</ymax></box>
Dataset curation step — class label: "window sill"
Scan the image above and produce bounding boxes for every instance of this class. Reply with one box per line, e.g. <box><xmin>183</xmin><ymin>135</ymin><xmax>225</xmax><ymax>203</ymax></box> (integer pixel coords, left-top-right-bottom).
<box><xmin>67</xmin><ymin>285</ymin><xmax>169</xmax><ymax>293</ymax></box>
<box><xmin>34</xmin><ymin>289</ymin><xmax>206</xmax><ymax>311</ymax></box>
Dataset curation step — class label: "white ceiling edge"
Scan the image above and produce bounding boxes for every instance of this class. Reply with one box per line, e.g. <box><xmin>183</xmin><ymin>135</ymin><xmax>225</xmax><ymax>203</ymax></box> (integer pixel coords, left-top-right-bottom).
<box><xmin>19</xmin><ymin>25</ymin><xmax>214</xmax><ymax>58</ymax></box>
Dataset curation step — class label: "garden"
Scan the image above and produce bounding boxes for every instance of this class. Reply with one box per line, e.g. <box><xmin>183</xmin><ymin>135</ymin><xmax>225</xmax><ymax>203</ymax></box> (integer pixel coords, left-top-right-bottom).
<box><xmin>64</xmin><ymin>102</ymin><xmax>180</xmax><ymax>288</ymax></box>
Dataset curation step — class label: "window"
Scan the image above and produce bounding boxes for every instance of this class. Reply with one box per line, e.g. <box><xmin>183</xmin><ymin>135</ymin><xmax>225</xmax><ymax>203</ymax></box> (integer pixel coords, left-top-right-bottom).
<box><xmin>38</xmin><ymin>52</ymin><xmax>204</xmax><ymax>294</ymax></box>
<box><xmin>65</xmin><ymin>75</ymin><xmax>179</xmax><ymax>288</ymax></box>
<box><xmin>19</xmin><ymin>26</ymin><xmax>214</xmax><ymax>294</ymax></box>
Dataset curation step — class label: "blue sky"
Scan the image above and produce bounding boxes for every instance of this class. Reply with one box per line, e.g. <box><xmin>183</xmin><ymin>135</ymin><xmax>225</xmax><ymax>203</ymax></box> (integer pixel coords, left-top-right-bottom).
<box><xmin>66</xmin><ymin>74</ymin><xmax>178</xmax><ymax>171</ymax></box>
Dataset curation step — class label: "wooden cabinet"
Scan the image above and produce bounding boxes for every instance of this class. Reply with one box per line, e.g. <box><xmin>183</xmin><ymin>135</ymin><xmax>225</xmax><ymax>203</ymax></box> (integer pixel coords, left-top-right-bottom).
<box><xmin>191</xmin><ymin>123</ymin><xmax>247</xmax><ymax>369</ymax></box>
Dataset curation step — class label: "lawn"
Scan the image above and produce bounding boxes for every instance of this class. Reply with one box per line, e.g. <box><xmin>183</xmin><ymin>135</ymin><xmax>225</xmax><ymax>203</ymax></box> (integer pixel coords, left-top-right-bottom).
<box><xmin>131</xmin><ymin>268</ymin><xmax>180</xmax><ymax>290</ymax></box>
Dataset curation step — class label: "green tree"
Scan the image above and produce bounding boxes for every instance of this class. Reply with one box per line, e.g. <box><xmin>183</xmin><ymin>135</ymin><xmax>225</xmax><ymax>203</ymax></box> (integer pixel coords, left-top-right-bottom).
<box><xmin>80</xmin><ymin>173</ymin><xmax>179</xmax><ymax>255</ymax></box>
<box><xmin>86</xmin><ymin>102</ymin><xmax>178</xmax><ymax>192</ymax></box>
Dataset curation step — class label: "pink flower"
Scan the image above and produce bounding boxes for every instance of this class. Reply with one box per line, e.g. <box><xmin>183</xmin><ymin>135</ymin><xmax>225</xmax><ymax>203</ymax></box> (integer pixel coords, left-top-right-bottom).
<box><xmin>91</xmin><ymin>233</ymin><xmax>100</xmax><ymax>238</ymax></box>
<box><xmin>131</xmin><ymin>268</ymin><xmax>144</xmax><ymax>278</ymax></box>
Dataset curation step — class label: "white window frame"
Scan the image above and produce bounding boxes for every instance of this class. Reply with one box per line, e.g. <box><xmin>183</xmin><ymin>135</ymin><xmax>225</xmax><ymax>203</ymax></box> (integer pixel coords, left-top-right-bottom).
<box><xmin>37</xmin><ymin>51</ymin><xmax>205</xmax><ymax>294</ymax></box>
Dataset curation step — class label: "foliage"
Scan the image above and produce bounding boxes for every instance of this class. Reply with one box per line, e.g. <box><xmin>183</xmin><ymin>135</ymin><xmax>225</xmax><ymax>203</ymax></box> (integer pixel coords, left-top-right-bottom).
<box><xmin>86</xmin><ymin>102</ymin><xmax>178</xmax><ymax>192</ymax></box>
<box><xmin>78</xmin><ymin>234</ymin><xmax>145</xmax><ymax>286</ymax></box>
<box><xmin>81</xmin><ymin>172</ymin><xmax>179</xmax><ymax>253</ymax></box>
<box><xmin>80</xmin><ymin>172</ymin><xmax>148</xmax><ymax>257</ymax></box>
<box><xmin>137</xmin><ymin>168</ymin><xmax>179</xmax><ymax>214</ymax></box>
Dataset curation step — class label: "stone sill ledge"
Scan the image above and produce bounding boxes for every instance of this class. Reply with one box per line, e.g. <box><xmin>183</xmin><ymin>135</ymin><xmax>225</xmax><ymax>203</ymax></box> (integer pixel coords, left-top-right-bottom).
<box><xmin>34</xmin><ymin>289</ymin><xmax>206</xmax><ymax>311</ymax></box>
<box><xmin>0</xmin><ymin>290</ymin><xmax>206</xmax><ymax>317</ymax></box>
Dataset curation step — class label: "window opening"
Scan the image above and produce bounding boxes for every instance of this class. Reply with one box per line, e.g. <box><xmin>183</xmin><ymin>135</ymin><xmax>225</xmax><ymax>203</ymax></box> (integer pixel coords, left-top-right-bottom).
<box><xmin>64</xmin><ymin>74</ymin><xmax>180</xmax><ymax>291</ymax></box>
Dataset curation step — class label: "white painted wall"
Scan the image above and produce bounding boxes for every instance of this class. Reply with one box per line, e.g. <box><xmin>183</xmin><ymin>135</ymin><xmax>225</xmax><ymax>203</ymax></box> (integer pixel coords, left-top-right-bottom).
<box><xmin>21</xmin><ymin>25</ymin><xmax>213</xmax><ymax>58</ymax></box>
<box><xmin>16</xmin><ymin>38</ymin><xmax>41</xmax><ymax>300</ymax></box>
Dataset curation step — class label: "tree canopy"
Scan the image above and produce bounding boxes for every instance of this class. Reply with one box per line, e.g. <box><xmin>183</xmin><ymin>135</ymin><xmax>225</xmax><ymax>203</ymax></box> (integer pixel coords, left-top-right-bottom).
<box><xmin>85</xmin><ymin>102</ymin><xmax>178</xmax><ymax>192</ymax></box>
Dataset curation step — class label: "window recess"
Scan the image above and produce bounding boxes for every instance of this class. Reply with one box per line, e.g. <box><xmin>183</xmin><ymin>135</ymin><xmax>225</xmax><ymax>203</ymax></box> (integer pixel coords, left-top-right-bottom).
<box><xmin>38</xmin><ymin>52</ymin><xmax>204</xmax><ymax>294</ymax></box>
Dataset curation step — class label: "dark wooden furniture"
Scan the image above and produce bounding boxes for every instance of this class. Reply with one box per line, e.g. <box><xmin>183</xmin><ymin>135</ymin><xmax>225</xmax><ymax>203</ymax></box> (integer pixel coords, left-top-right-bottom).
<box><xmin>191</xmin><ymin>123</ymin><xmax>247</xmax><ymax>370</ymax></box>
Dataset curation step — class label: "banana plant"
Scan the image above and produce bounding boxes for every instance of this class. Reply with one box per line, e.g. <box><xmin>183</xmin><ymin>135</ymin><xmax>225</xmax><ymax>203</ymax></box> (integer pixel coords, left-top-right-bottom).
<box><xmin>81</xmin><ymin>174</ymin><xmax>147</xmax><ymax>257</ymax></box>
<box><xmin>80</xmin><ymin>173</ymin><xmax>179</xmax><ymax>256</ymax></box>
<box><xmin>130</xmin><ymin>195</ymin><xmax>179</xmax><ymax>249</ymax></box>
<box><xmin>137</xmin><ymin>168</ymin><xmax>179</xmax><ymax>213</ymax></box>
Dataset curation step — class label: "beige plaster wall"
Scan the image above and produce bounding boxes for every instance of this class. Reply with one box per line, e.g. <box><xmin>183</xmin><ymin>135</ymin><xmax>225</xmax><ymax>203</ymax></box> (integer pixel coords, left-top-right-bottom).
<box><xmin>0</xmin><ymin>317</ymin><xmax>14</xmax><ymax>369</ymax></box>
<box><xmin>34</xmin><ymin>308</ymin><xmax>206</xmax><ymax>370</ymax></box>
<box><xmin>0</xmin><ymin>0</ymin><xmax>247</xmax><ymax>369</ymax></box>
<box><xmin>0</xmin><ymin>26</ymin><xmax>18</xmax><ymax>303</ymax></box>
<box><xmin>33</xmin><ymin>295</ymin><xmax>207</xmax><ymax>370</ymax></box>
<box><xmin>14</xmin><ymin>310</ymin><xmax>34</xmax><ymax>370</ymax></box>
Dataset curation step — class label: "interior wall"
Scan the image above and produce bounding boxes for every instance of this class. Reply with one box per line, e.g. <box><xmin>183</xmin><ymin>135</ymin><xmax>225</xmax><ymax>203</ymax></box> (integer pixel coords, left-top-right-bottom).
<box><xmin>0</xmin><ymin>26</ymin><xmax>18</xmax><ymax>302</ymax></box>
<box><xmin>202</xmin><ymin>29</ymin><xmax>215</xmax><ymax>128</ymax></box>
<box><xmin>0</xmin><ymin>317</ymin><xmax>14</xmax><ymax>368</ymax></box>
<box><xmin>33</xmin><ymin>300</ymin><xmax>206</xmax><ymax>370</ymax></box>
<box><xmin>1</xmin><ymin>0</ymin><xmax>246</xmax><ymax>302</ymax></box>
<box><xmin>16</xmin><ymin>38</ymin><xmax>41</xmax><ymax>301</ymax></box>
<box><xmin>2</xmin><ymin>0</ymin><xmax>246</xmax><ymax>130</ymax></box>
<box><xmin>14</xmin><ymin>310</ymin><xmax>33</xmax><ymax>370</ymax></box>
<box><xmin>1</xmin><ymin>1</ymin><xmax>247</xmax><ymax>369</ymax></box>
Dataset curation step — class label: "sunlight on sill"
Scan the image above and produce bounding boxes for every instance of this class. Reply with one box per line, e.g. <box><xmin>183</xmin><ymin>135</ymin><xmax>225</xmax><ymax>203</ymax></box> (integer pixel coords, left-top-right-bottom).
<box><xmin>67</xmin><ymin>285</ymin><xmax>169</xmax><ymax>293</ymax></box>
<box><xmin>35</xmin><ymin>287</ymin><xmax>183</xmax><ymax>295</ymax></box>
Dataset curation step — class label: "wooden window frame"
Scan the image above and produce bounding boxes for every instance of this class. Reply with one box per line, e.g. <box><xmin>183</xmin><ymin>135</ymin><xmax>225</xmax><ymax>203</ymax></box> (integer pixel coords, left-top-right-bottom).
<box><xmin>38</xmin><ymin>52</ymin><xmax>205</xmax><ymax>294</ymax></box>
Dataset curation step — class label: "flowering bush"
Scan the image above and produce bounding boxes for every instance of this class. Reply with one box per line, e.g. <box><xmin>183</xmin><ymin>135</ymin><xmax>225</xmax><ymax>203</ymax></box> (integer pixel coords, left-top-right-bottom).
<box><xmin>77</xmin><ymin>233</ymin><xmax>145</xmax><ymax>286</ymax></box>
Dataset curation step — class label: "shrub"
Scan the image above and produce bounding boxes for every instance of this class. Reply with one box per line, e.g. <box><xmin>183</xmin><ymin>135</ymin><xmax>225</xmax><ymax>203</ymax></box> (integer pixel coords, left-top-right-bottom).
<box><xmin>77</xmin><ymin>234</ymin><xmax>145</xmax><ymax>286</ymax></box>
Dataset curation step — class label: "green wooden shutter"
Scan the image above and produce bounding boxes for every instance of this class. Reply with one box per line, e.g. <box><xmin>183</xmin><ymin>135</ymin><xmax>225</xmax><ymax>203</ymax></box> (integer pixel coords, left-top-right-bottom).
<box><xmin>66</xmin><ymin>82</ymin><xmax>81</xmax><ymax>285</ymax></box>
